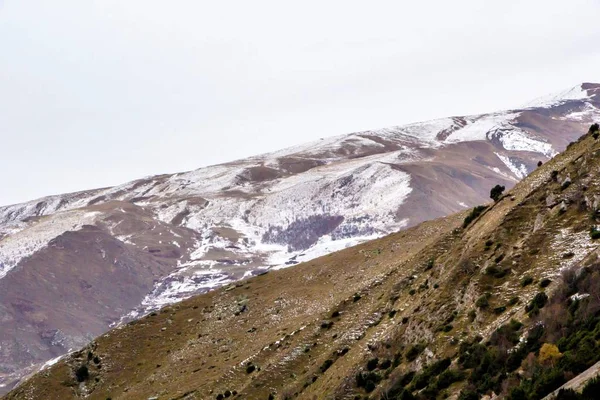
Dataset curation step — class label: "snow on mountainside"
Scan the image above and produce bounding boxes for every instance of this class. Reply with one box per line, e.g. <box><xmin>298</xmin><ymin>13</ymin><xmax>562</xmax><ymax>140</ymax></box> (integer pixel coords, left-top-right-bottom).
<box><xmin>0</xmin><ymin>83</ymin><xmax>599</xmax><ymax>393</ymax></box>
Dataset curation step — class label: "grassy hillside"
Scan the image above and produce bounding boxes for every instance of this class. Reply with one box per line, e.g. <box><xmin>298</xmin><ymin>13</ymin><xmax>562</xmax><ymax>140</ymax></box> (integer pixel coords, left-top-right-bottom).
<box><xmin>6</xmin><ymin>125</ymin><xmax>600</xmax><ymax>400</ymax></box>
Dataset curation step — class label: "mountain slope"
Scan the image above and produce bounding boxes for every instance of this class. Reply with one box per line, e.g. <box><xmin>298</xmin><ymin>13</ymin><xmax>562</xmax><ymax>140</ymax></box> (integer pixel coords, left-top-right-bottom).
<box><xmin>0</xmin><ymin>83</ymin><xmax>599</xmax><ymax>392</ymax></box>
<box><xmin>6</xmin><ymin>119</ymin><xmax>600</xmax><ymax>399</ymax></box>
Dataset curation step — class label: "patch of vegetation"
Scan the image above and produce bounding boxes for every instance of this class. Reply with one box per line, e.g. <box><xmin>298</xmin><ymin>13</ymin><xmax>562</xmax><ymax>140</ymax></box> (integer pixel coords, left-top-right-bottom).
<box><xmin>540</xmin><ymin>278</ymin><xmax>552</xmax><ymax>288</ymax></box>
<box><xmin>490</xmin><ymin>184</ymin><xmax>506</xmax><ymax>202</ymax></box>
<box><xmin>366</xmin><ymin>357</ymin><xmax>379</xmax><ymax>371</ymax></box>
<box><xmin>405</xmin><ymin>343</ymin><xmax>426</xmax><ymax>362</ymax></box>
<box><xmin>456</xmin><ymin>262</ymin><xmax>600</xmax><ymax>399</ymax></box>
<box><xmin>425</xmin><ymin>257</ymin><xmax>435</xmax><ymax>270</ymax></box>
<box><xmin>526</xmin><ymin>291</ymin><xmax>549</xmax><ymax>317</ymax></box>
<box><xmin>476</xmin><ymin>293</ymin><xmax>491</xmax><ymax>309</ymax></box>
<box><xmin>485</xmin><ymin>265</ymin><xmax>510</xmax><ymax>279</ymax></box>
<box><xmin>590</xmin><ymin>227</ymin><xmax>600</xmax><ymax>240</ymax></box>
<box><xmin>463</xmin><ymin>205</ymin><xmax>488</xmax><ymax>228</ymax></box>
<box><xmin>356</xmin><ymin>370</ymin><xmax>382</xmax><ymax>393</ymax></box>
<box><xmin>521</xmin><ymin>275</ymin><xmax>534</xmax><ymax>287</ymax></box>
<box><xmin>74</xmin><ymin>365</ymin><xmax>89</xmax><ymax>382</ymax></box>
<box><xmin>320</xmin><ymin>359</ymin><xmax>334</xmax><ymax>373</ymax></box>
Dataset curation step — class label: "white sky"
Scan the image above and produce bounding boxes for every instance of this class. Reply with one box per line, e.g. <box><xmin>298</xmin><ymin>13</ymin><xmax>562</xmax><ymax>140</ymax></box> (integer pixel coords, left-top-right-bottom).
<box><xmin>1</xmin><ymin>0</ymin><xmax>600</xmax><ymax>206</ymax></box>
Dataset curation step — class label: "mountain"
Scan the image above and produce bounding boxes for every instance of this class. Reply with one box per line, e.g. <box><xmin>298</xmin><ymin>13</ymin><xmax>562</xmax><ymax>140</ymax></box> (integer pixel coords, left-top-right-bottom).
<box><xmin>6</xmin><ymin>111</ymin><xmax>600</xmax><ymax>400</ymax></box>
<box><xmin>0</xmin><ymin>83</ymin><xmax>599</xmax><ymax>393</ymax></box>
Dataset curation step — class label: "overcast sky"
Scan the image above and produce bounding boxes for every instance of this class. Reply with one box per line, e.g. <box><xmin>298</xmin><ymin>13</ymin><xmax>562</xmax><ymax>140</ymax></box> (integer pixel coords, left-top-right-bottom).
<box><xmin>1</xmin><ymin>1</ymin><xmax>600</xmax><ymax>206</ymax></box>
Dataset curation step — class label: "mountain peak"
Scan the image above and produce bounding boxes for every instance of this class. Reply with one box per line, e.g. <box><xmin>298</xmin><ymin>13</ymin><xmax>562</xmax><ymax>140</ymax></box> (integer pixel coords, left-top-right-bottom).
<box><xmin>522</xmin><ymin>82</ymin><xmax>598</xmax><ymax>109</ymax></box>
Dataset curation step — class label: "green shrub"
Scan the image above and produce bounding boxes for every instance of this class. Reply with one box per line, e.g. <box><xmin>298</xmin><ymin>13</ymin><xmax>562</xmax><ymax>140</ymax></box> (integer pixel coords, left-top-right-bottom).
<box><xmin>493</xmin><ymin>306</ymin><xmax>507</xmax><ymax>314</ymax></box>
<box><xmin>476</xmin><ymin>293</ymin><xmax>491</xmax><ymax>308</ymax></box>
<box><xmin>490</xmin><ymin>185</ymin><xmax>506</xmax><ymax>202</ymax></box>
<box><xmin>356</xmin><ymin>371</ymin><xmax>381</xmax><ymax>392</ymax></box>
<box><xmin>485</xmin><ymin>265</ymin><xmax>509</xmax><ymax>278</ymax></box>
<box><xmin>366</xmin><ymin>358</ymin><xmax>379</xmax><ymax>371</ymax></box>
<box><xmin>540</xmin><ymin>278</ymin><xmax>552</xmax><ymax>288</ymax></box>
<box><xmin>521</xmin><ymin>276</ymin><xmax>534</xmax><ymax>287</ymax></box>
<box><xmin>582</xmin><ymin>376</ymin><xmax>600</xmax><ymax>398</ymax></box>
<box><xmin>590</xmin><ymin>227</ymin><xmax>600</xmax><ymax>240</ymax></box>
<box><xmin>320</xmin><ymin>359</ymin><xmax>333</xmax><ymax>372</ymax></box>
<box><xmin>425</xmin><ymin>257</ymin><xmax>435</xmax><ymax>270</ymax></box>
<box><xmin>405</xmin><ymin>343</ymin><xmax>426</xmax><ymax>362</ymax></box>
<box><xmin>437</xmin><ymin>369</ymin><xmax>466</xmax><ymax>389</ymax></box>
<box><xmin>526</xmin><ymin>292</ymin><xmax>548</xmax><ymax>313</ymax></box>
<box><xmin>463</xmin><ymin>206</ymin><xmax>488</xmax><ymax>228</ymax></box>
<box><xmin>75</xmin><ymin>365</ymin><xmax>89</xmax><ymax>382</ymax></box>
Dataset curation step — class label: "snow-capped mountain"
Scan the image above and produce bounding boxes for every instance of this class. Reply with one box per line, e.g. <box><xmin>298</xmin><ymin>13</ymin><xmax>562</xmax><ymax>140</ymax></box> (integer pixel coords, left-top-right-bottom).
<box><xmin>1</xmin><ymin>83</ymin><xmax>599</xmax><ymax>392</ymax></box>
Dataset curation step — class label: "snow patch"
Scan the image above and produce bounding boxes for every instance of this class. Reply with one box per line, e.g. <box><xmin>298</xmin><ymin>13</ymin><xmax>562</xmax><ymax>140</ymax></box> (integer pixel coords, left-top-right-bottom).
<box><xmin>523</xmin><ymin>84</ymin><xmax>590</xmax><ymax>108</ymax></box>
<box><xmin>0</xmin><ymin>211</ymin><xmax>100</xmax><ymax>279</ymax></box>
<box><xmin>495</xmin><ymin>153</ymin><xmax>528</xmax><ymax>179</ymax></box>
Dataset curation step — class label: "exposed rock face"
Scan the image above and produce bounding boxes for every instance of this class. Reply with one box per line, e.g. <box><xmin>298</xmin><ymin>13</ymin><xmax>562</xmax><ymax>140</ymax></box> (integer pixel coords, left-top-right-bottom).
<box><xmin>1</xmin><ymin>83</ymin><xmax>600</xmax><ymax>392</ymax></box>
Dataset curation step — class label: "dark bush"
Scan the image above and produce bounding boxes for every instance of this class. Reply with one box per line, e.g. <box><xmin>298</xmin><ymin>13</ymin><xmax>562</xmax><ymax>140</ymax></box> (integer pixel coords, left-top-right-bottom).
<box><xmin>425</xmin><ymin>258</ymin><xmax>435</xmax><ymax>270</ymax></box>
<box><xmin>526</xmin><ymin>292</ymin><xmax>548</xmax><ymax>312</ymax></box>
<box><xmin>405</xmin><ymin>343</ymin><xmax>425</xmax><ymax>362</ymax></box>
<box><xmin>490</xmin><ymin>185</ymin><xmax>506</xmax><ymax>202</ymax></box>
<box><xmin>582</xmin><ymin>376</ymin><xmax>600</xmax><ymax>398</ymax></box>
<box><xmin>437</xmin><ymin>369</ymin><xmax>466</xmax><ymax>389</ymax></box>
<box><xmin>320</xmin><ymin>359</ymin><xmax>333</xmax><ymax>373</ymax></box>
<box><xmin>485</xmin><ymin>265</ymin><xmax>509</xmax><ymax>279</ymax></box>
<box><xmin>246</xmin><ymin>364</ymin><xmax>256</xmax><ymax>374</ymax></box>
<box><xmin>493</xmin><ymin>306</ymin><xmax>507</xmax><ymax>314</ymax></box>
<box><xmin>476</xmin><ymin>293</ymin><xmax>491</xmax><ymax>308</ymax></box>
<box><xmin>356</xmin><ymin>371</ymin><xmax>381</xmax><ymax>391</ymax></box>
<box><xmin>463</xmin><ymin>205</ymin><xmax>488</xmax><ymax>228</ymax></box>
<box><xmin>540</xmin><ymin>278</ymin><xmax>552</xmax><ymax>288</ymax></box>
<box><xmin>366</xmin><ymin>357</ymin><xmax>379</xmax><ymax>371</ymax></box>
<box><xmin>590</xmin><ymin>227</ymin><xmax>600</xmax><ymax>240</ymax></box>
<box><xmin>521</xmin><ymin>275</ymin><xmax>534</xmax><ymax>287</ymax></box>
<box><xmin>538</xmin><ymin>161</ymin><xmax>543</xmax><ymax>167</ymax></box>
<box><xmin>75</xmin><ymin>365</ymin><xmax>89</xmax><ymax>382</ymax></box>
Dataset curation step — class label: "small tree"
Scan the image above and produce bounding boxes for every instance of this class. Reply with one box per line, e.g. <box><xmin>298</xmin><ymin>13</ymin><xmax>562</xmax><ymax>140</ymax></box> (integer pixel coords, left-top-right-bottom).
<box><xmin>591</xmin><ymin>123</ymin><xmax>600</xmax><ymax>139</ymax></box>
<box><xmin>537</xmin><ymin>161</ymin><xmax>543</xmax><ymax>167</ymax></box>
<box><xmin>538</xmin><ymin>343</ymin><xmax>562</xmax><ymax>366</ymax></box>
<box><xmin>490</xmin><ymin>185</ymin><xmax>505</xmax><ymax>202</ymax></box>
